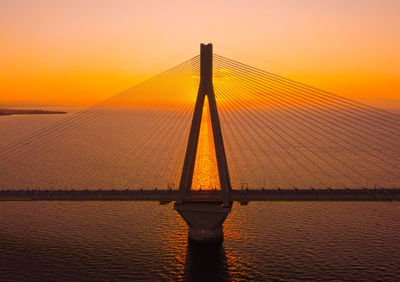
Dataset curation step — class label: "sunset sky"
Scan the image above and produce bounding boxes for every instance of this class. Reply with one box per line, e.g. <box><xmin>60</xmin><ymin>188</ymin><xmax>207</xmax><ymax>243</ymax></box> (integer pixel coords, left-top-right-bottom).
<box><xmin>1</xmin><ymin>0</ymin><xmax>399</xmax><ymax>108</ymax></box>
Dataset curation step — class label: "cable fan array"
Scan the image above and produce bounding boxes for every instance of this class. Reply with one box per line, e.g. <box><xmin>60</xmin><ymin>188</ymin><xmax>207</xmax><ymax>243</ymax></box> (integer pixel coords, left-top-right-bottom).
<box><xmin>0</xmin><ymin>53</ymin><xmax>399</xmax><ymax>191</ymax></box>
<box><xmin>213</xmin><ymin>54</ymin><xmax>400</xmax><ymax>189</ymax></box>
<box><xmin>0</xmin><ymin>56</ymin><xmax>200</xmax><ymax>190</ymax></box>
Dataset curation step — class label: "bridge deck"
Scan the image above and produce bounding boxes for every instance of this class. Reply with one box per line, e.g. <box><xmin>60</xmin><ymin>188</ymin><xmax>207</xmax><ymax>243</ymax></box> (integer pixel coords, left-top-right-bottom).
<box><xmin>0</xmin><ymin>189</ymin><xmax>399</xmax><ymax>202</ymax></box>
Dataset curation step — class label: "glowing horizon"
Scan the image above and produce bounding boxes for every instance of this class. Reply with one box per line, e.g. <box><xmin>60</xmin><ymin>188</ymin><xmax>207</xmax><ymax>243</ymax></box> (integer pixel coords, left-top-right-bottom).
<box><xmin>1</xmin><ymin>0</ymin><xmax>399</xmax><ymax>108</ymax></box>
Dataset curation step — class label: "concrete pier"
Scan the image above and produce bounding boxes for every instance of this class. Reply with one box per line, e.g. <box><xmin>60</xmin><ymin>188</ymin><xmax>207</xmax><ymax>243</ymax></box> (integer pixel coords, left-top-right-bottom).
<box><xmin>174</xmin><ymin>202</ymin><xmax>231</xmax><ymax>242</ymax></box>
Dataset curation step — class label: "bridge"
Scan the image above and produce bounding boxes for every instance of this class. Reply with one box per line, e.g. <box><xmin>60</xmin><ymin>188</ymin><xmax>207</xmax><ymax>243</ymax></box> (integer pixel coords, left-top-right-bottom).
<box><xmin>1</xmin><ymin>43</ymin><xmax>399</xmax><ymax>242</ymax></box>
<box><xmin>1</xmin><ymin>188</ymin><xmax>399</xmax><ymax>202</ymax></box>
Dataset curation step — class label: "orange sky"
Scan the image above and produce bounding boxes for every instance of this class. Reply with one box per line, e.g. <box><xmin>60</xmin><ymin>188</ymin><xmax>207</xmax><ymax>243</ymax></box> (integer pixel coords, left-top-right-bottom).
<box><xmin>1</xmin><ymin>0</ymin><xmax>399</xmax><ymax>108</ymax></box>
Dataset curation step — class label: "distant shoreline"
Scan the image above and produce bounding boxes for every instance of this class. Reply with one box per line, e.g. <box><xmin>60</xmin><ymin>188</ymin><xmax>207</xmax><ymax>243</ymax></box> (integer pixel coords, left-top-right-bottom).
<box><xmin>0</xmin><ymin>108</ymin><xmax>67</xmax><ymax>116</ymax></box>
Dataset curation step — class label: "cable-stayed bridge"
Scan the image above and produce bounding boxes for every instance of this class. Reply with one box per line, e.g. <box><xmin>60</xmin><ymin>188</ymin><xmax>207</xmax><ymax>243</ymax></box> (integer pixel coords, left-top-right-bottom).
<box><xmin>1</xmin><ymin>43</ymin><xmax>399</xmax><ymax>241</ymax></box>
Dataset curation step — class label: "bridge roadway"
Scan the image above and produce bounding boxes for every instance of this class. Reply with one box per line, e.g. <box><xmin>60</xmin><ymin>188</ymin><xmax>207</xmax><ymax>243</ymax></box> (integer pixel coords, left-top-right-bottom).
<box><xmin>0</xmin><ymin>189</ymin><xmax>399</xmax><ymax>202</ymax></box>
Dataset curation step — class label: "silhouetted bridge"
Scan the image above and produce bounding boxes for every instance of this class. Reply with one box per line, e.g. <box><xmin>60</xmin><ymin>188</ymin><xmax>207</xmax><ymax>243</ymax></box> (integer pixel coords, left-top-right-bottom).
<box><xmin>1</xmin><ymin>189</ymin><xmax>399</xmax><ymax>202</ymax></box>
<box><xmin>1</xmin><ymin>43</ymin><xmax>400</xmax><ymax>242</ymax></box>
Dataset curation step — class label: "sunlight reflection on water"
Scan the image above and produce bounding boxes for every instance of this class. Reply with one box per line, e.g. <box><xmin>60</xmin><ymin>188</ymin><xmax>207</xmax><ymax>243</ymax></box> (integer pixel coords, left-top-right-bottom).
<box><xmin>192</xmin><ymin>96</ymin><xmax>220</xmax><ymax>190</ymax></box>
<box><xmin>0</xmin><ymin>201</ymin><xmax>399</xmax><ymax>280</ymax></box>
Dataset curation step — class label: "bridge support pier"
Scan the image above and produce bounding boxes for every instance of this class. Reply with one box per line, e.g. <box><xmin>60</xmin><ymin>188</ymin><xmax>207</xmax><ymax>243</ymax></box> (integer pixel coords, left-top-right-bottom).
<box><xmin>174</xmin><ymin>202</ymin><xmax>231</xmax><ymax>242</ymax></box>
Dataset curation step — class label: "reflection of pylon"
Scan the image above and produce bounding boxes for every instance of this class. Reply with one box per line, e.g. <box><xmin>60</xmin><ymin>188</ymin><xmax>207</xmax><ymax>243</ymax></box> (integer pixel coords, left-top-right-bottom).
<box><xmin>176</xmin><ymin>43</ymin><xmax>232</xmax><ymax>207</ymax></box>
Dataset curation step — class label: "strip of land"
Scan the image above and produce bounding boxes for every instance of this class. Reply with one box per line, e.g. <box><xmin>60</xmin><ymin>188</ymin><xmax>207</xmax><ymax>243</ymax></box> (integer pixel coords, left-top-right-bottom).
<box><xmin>0</xmin><ymin>189</ymin><xmax>398</xmax><ymax>202</ymax></box>
<box><xmin>0</xmin><ymin>108</ymin><xmax>67</xmax><ymax>116</ymax></box>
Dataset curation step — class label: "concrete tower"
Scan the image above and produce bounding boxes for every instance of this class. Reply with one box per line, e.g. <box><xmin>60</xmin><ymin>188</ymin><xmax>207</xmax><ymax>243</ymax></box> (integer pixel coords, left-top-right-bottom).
<box><xmin>174</xmin><ymin>43</ymin><xmax>232</xmax><ymax>242</ymax></box>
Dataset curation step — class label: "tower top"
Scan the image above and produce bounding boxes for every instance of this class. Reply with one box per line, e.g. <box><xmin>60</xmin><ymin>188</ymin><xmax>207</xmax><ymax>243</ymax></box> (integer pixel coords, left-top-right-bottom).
<box><xmin>200</xmin><ymin>43</ymin><xmax>213</xmax><ymax>89</ymax></box>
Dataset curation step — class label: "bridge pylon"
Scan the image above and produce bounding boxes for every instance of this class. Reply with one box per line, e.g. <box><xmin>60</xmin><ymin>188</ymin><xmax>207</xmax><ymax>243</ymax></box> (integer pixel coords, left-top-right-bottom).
<box><xmin>174</xmin><ymin>43</ymin><xmax>232</xmax><ymax>243</ymax></box>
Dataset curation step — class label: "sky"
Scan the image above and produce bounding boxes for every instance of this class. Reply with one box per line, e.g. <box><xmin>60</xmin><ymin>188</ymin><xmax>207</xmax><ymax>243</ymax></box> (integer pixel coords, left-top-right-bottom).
<box><xmin>1</xmin><ymin>0</ymin><xmax>399</xmax><ymax>108</ymax></box>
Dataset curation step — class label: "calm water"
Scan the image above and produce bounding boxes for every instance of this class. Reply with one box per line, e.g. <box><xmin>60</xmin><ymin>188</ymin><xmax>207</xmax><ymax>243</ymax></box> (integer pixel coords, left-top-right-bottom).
<box><xmin>1</xmin><ymin>110</ymin><xmax>399</xmax><ymax>280</ymax></box>
<box><xmin>0</xmin><ymin>201</ymin><xmax>399</xmax><ymax>280</ymax></box>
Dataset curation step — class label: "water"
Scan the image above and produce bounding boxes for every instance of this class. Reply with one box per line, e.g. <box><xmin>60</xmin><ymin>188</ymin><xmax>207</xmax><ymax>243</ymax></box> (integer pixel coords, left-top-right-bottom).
<box><xmin>0</xmin><ymin>201</ymin><xmax>399</xmax><ymax>280</ymax></box>
<box><xmin>0</xmin><ymin>110</ymin><xmax>399</xmax><ymax>280</ymax></box>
